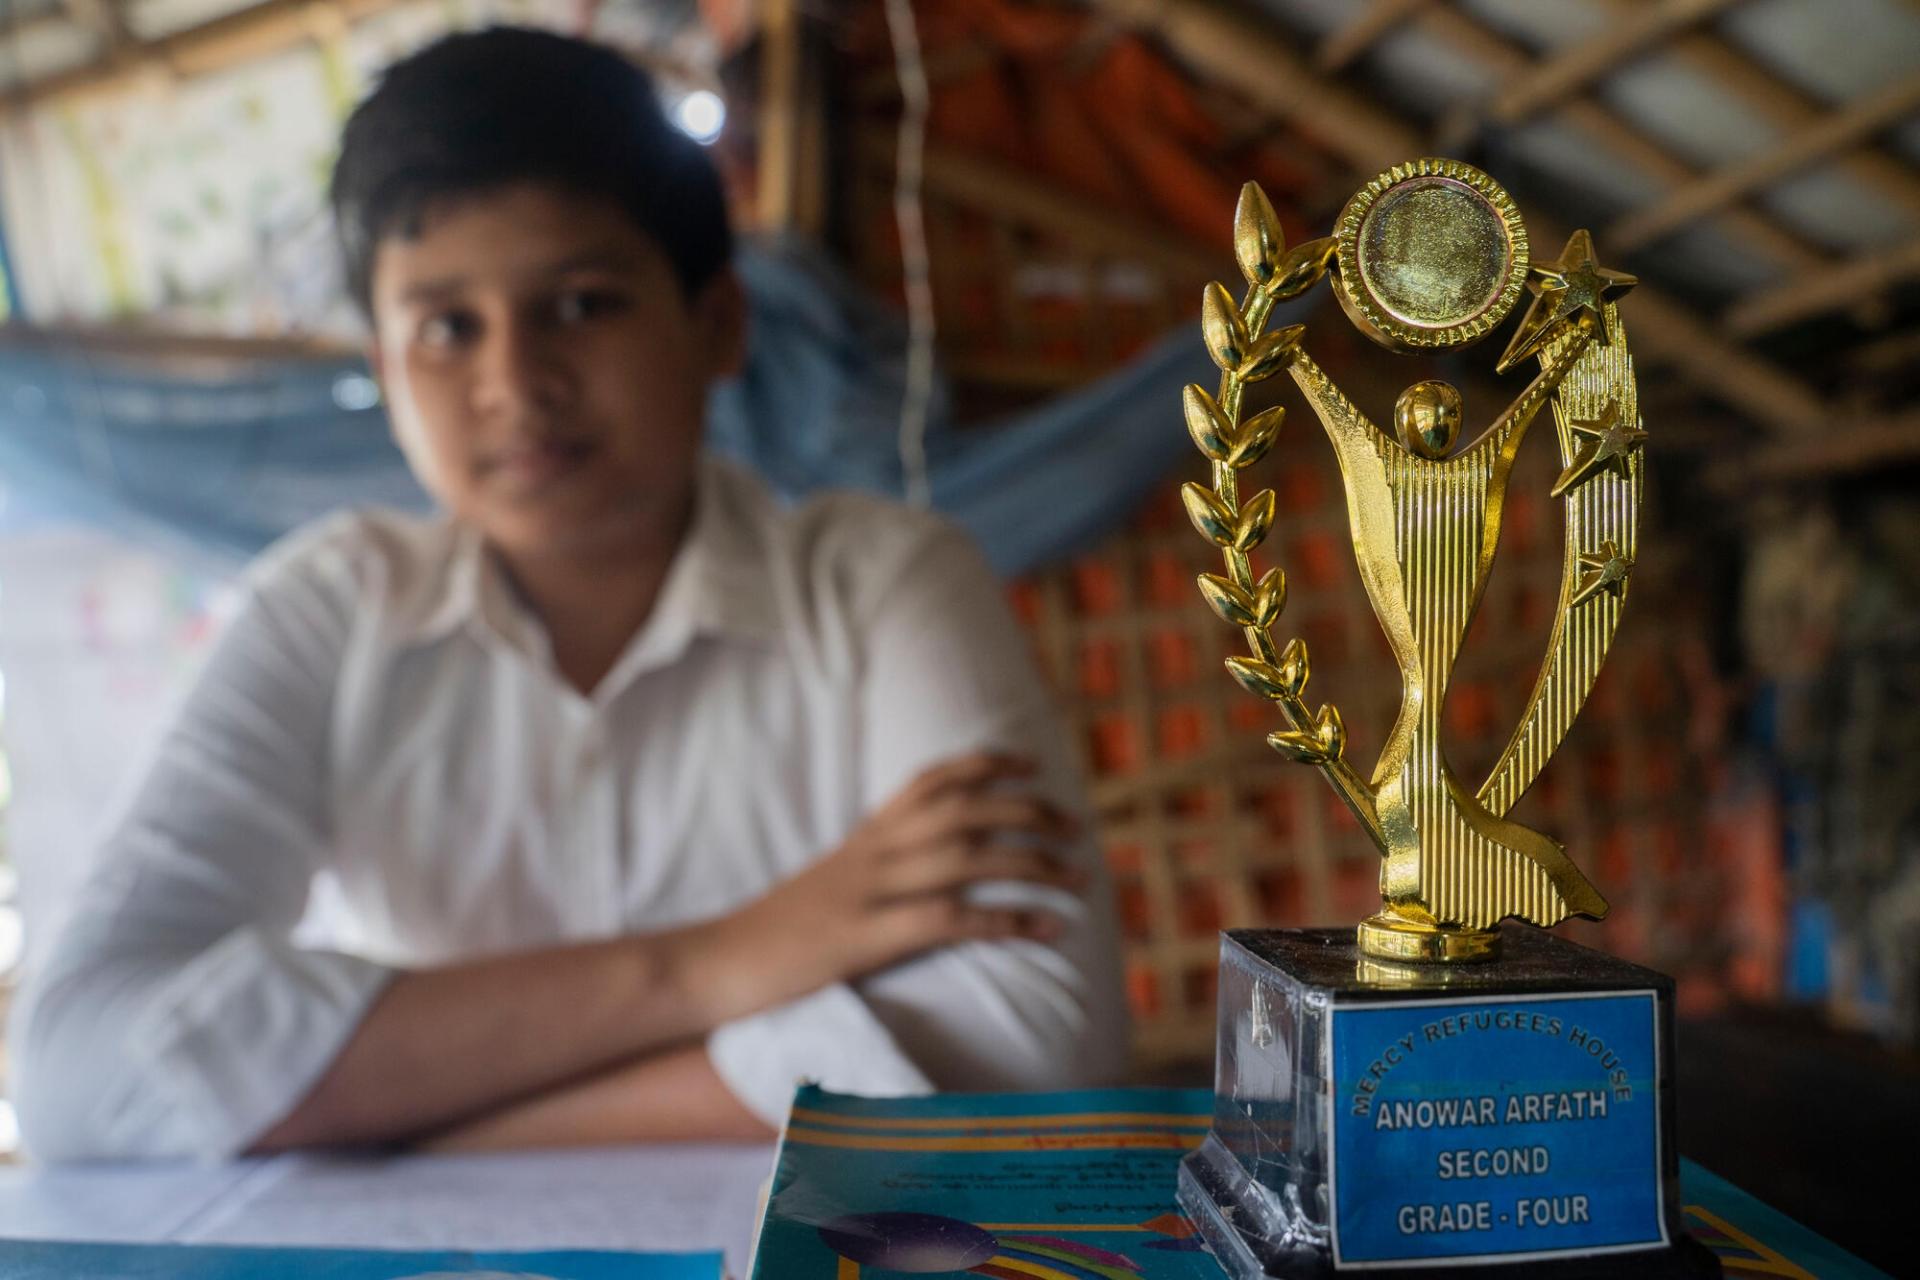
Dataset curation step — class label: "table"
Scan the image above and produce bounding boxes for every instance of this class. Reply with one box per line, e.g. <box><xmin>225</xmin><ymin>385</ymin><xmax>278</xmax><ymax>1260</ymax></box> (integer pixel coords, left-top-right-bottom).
<box><xmin>0</xmin><ymin>1143</ymin><xmax>777</xmax><ymax>1276</ymax></box>
<box><xmin>0</xmin><ymin>1139</ymin><xmax>1890</xmax><ymax>1279</ymax></box>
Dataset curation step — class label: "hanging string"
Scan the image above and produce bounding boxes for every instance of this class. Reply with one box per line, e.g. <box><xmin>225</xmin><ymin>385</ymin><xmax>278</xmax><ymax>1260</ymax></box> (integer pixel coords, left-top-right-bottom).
<box><xmin>882</xmin><ymin>0</ymin><xmax>935</xmax><ymax>508</ymax></box>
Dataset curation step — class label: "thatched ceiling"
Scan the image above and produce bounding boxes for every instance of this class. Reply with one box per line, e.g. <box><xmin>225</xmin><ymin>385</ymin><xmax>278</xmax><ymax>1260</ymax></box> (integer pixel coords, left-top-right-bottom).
<box><xmin>1072</xmin><ymin>0</ymin><xmax>1920</xmax><ymax>480</ymax></box>
<box><xmin>833</xmin><ymin>0</ymin><xmax>1920</xmax><ymax>480</ymax></box>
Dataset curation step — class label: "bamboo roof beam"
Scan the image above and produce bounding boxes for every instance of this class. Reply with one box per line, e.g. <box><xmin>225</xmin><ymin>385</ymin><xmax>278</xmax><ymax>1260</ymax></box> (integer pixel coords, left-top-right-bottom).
<box><xmin>0</xmin><ymin>6</ymin><xmax>86</xmax><ymax>49</ymax></box>
<box><xmin>1</xmin><ymin>0</ymin><xmax>402</xmax><ymax>112</ymax></box>
<box><xmin>1549</xmin><ymin>115</ymin><xmax>1823</xmax><ymax>273</ymax></box>
<box><xmin>60</xmin><ymin>0</ymin><xmax>131</xmax><ymax>53</ymax></box>
<box><xmin>855</xmin><ymin>36</ymin><xmax>996</xmax><ymax>104</ymax></box>
<box><xmin>1849</xmin><ymin>328</ymin><xmax>1920</xmax><ymax>376</ymax></box>
<box><xmin>1421</xmin><ymin>5</ymin><xmax>1824</xmax><ymax>275</ymax></box>
<box><xmin>757</xmin><ymin>0</ymin><xmax>803</xmax><ymax>233</ymax></box>
<box><xmin>0</xmin><ymin>10</ymin><xmax>99</xmax><ymax>93</ymax></box>
<box><xmin>1485</xmin><ymin>0</ymin><xmax>1752</xmax><ymax>124</ymax></box>
<box><xmin>864</xmin><ymin>135</ymin><xmax>1221</xmax><ymax>282</ymax></box>
<box><xmin>1725</xmin><ymin>238</ymin><xmax>1920</xmax><ymax>338</ymax></box>
<box><xmin>0</xmin><ymin>321</ymin><xmax>354</xmax><ymax>360</ymax></box>
<box><xmin>1430</xmin><ymin>4</ymin><xmax>1909</xmax><ymax>345</ymax></box>
<box><xmin>1089</xmin><ymin>0</ymin><xmax>1418</xmax><ymax>174</ymax></box>
<box><xmin>1092</xmin><ymin>0</ymin><xmax>1836</xmax><ymax>440</ymax></box>
<box><xmin>1710</xmin><ymin>412</ymin><xmax>1920</xmax><ymax>485</ymax></box>
<box><xmin>1609</xmin><ymin>72</ymin><xmax>1920</xmax><ymax>253</ymax></box>
<box><xmin>1614</xmin><ymin>275</ymin><xmax>1830</xmax><ymax>436</ymax></box>
<box><xmin>1850</xmin><ymin>330</ymin><xmax>1920</xmax><ymax>379</ymax></box>
<box><xmin>1629</xmin><ymin>16</ymin><xmax>1920</xmax><ymax>221</ymax></box>
<box><xmin>1315</xmin><ymin>0</ymin><xmax>1436</xmax><ymax>73</ymax></box>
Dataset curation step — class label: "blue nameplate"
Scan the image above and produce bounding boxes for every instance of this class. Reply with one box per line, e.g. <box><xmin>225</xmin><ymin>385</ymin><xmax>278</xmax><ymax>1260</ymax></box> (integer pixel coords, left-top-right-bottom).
<box><xmin>1327</xmin><ymin>990</ymin><xmax>1667</xmax><ymax>1269</ymax></box>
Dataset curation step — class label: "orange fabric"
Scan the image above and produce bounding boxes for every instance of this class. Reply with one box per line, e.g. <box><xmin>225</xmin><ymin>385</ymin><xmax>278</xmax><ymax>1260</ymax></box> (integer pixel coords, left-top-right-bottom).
<box><xmin>851</xmin><ymin>0</ymin><xmax>1320</xmax><ymax>252</ymax></box>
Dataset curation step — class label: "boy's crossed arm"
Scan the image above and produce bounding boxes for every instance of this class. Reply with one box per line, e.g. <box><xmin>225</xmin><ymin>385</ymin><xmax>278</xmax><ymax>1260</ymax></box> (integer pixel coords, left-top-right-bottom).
<box><xmin>252</xmin><ymin>752</ymin><xmax>1081</xmax><ymax>1152</ymax></box>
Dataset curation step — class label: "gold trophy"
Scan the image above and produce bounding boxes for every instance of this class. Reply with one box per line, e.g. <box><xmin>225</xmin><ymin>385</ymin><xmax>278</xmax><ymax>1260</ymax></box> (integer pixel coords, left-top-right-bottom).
<box><xmin>1174</xmin><ymin>160</ymin><xmax>1720</xmax><ymax>1277</ymax></box>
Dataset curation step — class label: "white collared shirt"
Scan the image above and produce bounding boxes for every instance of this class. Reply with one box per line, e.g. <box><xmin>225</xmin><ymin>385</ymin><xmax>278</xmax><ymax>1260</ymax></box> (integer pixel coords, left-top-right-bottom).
<box><xmin>13</xmin><ymin>456</ymin><xmax>1127</xmax><ymax>1160</ymax></box>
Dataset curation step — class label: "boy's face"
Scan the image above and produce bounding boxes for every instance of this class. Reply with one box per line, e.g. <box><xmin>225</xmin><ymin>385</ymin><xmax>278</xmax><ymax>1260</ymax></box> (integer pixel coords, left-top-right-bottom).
<box><xmin>368</xmin><ymin>183</ymin><xmax>743</xmax><ymax>561</ymax></box>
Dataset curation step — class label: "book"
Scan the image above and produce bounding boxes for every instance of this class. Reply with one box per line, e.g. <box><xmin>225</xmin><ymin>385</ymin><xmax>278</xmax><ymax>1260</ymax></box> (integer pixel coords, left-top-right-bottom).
<box><xmin>750</xmin><ymin>1086</ymin><xmax>1889</xmax><ymax>1280</ymax></box>
<box><xmin>752</xmin><ymin>1087</ymin><xmax>1223</xmax><ymax>1280</ymax></box>
<box><xmin>0</xmin><ymin>1240</ymin><xmax>725</xmax><ymax>1278</ymax></box>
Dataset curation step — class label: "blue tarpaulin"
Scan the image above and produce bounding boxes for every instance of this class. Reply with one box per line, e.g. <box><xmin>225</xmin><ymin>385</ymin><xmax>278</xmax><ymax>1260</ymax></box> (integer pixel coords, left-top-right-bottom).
<box><xmin>0</xmin><ymin>244</ymin><xmax>1240</xmax><ymax>576</ymax></box>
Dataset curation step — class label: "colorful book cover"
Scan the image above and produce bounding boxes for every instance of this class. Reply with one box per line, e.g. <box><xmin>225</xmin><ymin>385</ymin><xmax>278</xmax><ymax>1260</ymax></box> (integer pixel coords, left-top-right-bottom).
<box><xmin>750</xmin><ymin>1087</ymin><xmax>1890</xmax><ymax>1280</ymax></box>
<box><xmin>0</xmin><ymin>1241</ymin><xmax>725</xmax><ymax>1279</ymax></box>
<box><xmin>751</xmin><ymin>1087</ymin><xmax>1223</xmax><ymax>1280</ymax></box>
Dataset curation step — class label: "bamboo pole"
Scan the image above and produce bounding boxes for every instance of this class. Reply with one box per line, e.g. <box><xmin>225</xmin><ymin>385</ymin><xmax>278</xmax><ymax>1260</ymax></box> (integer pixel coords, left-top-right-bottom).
<box><xmin>1609</xmin><ymin>73</ymin><xmax>1920</xmax><ymax>253</ymax></box>
<box><xmin>1315</xmin><ymin>0</ymin><xmax>1435</xmax><ymax>74</ymax></box>
<box><xmin>1486</xmin><ymin>0</ymin><xmax>1750</xmax><ymax>124</ymax></box>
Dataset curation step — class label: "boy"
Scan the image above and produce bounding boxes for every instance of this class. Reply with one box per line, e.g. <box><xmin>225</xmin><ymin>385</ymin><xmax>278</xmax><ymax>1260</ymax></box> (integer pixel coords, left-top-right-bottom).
<box><xmin>14</xmin><ymin>27</ymin><xmax>1124</xmax><ymax>1159</ymax></box>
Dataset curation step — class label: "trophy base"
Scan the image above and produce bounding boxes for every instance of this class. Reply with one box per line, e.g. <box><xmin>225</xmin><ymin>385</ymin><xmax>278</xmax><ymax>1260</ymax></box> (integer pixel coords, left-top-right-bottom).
<box><xmin>1177</xmin><ymin>927</ymin><xmax>1721</xmax><ymax>1277</ymax></box>
<box><xmin>1356</xmin><ymin>912</ymin><xmax>1502</xmax><ymax>963</ymax></box>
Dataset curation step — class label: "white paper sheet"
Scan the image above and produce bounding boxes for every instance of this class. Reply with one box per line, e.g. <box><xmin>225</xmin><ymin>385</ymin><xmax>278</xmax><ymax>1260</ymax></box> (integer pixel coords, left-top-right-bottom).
<box><xmin>0</xmin><ymin>1144</ymin><xmax>775</xmax><ymax>1276</ymax></box>
<box><xmin>0</xmin><ymin>1159</ymin><xmax>263</xmax><ymax>1242</ymax></box>
<box><xmin>174</xmin><ymin>1145</ymin><xmax>777</xmax><ymax>1277</ymax></box>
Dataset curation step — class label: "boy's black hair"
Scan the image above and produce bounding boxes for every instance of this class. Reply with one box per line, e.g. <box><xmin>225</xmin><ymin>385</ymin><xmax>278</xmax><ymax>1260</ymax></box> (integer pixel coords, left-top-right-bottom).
<box><xmin>330</xmin><ymin>26</ymin><xmax>732</xmax><ymax>316</ymax></box>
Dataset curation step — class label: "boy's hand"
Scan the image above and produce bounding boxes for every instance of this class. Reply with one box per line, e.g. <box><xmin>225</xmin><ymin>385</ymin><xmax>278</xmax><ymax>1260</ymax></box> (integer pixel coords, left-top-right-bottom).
<box><xmin>694</xmin><ymin>752</ymin><xmax>1085</xmax><ymax>1020</ymax></box>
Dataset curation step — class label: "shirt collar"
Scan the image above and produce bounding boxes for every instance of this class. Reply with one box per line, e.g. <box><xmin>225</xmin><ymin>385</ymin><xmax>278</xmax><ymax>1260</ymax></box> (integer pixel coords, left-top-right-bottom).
<box><xmin>402</xmin><ymin>456</ymin><xmax>781</xmax><ymax>667</ymax></box>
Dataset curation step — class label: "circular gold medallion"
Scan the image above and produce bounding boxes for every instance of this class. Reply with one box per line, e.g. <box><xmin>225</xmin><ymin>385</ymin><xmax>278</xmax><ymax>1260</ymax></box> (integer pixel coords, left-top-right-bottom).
<box><xmin>1333</xmin><ymin>158</ymin><xmax>1528</xmax><ymax>352</ymax></box>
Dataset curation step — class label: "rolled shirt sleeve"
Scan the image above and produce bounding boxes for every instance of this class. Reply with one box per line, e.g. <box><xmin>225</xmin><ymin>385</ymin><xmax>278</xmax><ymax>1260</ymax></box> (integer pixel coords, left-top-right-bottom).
<box><xmin>11</xmin><ymin>523</ymin><xmax>393</xmax><ymax>1161</ymax></box>
<box><xmin>706</xmin><ymin>523</ymin><xmax>1129</xmax><ymax>1125</ymax></box>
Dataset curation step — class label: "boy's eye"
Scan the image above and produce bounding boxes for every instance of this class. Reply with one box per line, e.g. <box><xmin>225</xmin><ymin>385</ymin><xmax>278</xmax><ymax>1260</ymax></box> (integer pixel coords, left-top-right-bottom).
<box><xmin>554</xmin><ymin>288</ymin><xmax>627</xmax><ymax>325</ymax></box>
<box><xmin>419</xmin><ymin>310</ymin><xmax>479</xmax><ymax>349</ymax></box>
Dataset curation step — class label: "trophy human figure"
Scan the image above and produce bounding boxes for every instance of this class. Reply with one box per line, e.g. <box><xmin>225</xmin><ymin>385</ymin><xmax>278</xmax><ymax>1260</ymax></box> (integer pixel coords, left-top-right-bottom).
<box><xmin>1285</xmin><ymin>341</ymin><xmax>1611</xmax><ymax>950</ymax></box>
<box><xmin>1183</xmin><ymin>160</ymin><xmax>1643</xmax><ymax>961</ymax></box>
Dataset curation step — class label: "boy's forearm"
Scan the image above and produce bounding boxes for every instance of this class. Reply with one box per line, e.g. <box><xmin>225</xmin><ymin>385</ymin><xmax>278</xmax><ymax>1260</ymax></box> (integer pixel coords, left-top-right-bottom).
<box><xmin>417</xmin><ymin>1042</ymin><xmax>774</xmax><ymax>1152</ymax></box>
<box><xmin>249</xmin><ymin>925</ymin><xmax>739</xmax><ymax>1152</ymax></box>
<box><xmin>241</xmin><ymin>743</ymin><xmax>1092</xmax><ymax>1155</ymax></box>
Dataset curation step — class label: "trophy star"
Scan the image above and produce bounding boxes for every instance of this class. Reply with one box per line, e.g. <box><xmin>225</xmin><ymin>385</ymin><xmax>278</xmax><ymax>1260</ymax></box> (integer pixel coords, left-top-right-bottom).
<box><xmin>1550</xmin><ymin>398</ymin><xmax>1649</xmax><ymax>498</ymax></box>
<box><xmin>1496</xmin><ymin>229</ymin><xmax>1638</xmax><ymax>373</ymax></box>
<box><xmin>1570</xmin><ymin>540</ymin><xmax>1635</xmax><ymax>609</ymax></box>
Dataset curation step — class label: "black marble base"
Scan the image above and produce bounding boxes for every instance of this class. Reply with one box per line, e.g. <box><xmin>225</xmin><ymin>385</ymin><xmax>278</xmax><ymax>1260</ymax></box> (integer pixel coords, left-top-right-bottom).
<box><xmin>1175</xmin><ymin>927</ymin><xmax>1722</xmax><ymax>1278</ymax></box>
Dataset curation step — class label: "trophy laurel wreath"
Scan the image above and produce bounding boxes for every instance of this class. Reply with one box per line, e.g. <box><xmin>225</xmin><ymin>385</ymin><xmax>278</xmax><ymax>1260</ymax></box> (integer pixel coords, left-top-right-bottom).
<box><xmin>1181</xmin><ymin>158</ymin><xmax>1642</xmax><ymax>965</ymax></box>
